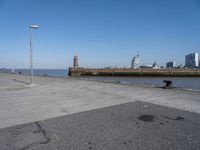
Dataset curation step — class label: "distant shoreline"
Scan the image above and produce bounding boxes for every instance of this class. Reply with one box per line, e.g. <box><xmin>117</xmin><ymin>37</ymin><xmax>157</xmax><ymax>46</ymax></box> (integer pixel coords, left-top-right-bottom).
<box><xmin>0</xmin><ymin>69</ymin><xmax>68</xmax><ymax>78</ymax></box>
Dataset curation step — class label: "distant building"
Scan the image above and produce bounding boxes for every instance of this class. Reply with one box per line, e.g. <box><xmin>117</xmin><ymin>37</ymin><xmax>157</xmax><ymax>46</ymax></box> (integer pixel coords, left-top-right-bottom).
<box><xmin>11</xmin><ymin>68</ymin><xmax>15</xmax><ymax>74</ymax></box>
<box><xmin>152</xmin><ymin>61</ymin><xmax>160</xmax><ymax>69</ymax></box>
<box><xmin>166</xmin><ymin>61</ymin><xmax>176</xmax><ymax>68</ymax></box>
<box><xmin>178</xmin><ymin>64</ymin><xmax>183</xmax><ymax>68</ymax></box>
<box><xmin>185</xmin><ymin>53</ymin><xmax>199</xmax><ymax>68</ymax></box>
<box><xmin>73</xmin><ymin>55</ymin><xmax>78</xmax><ymax>68</ymax></box>
<box><xmin>104</xmin><ymin>66</ymin><xmax>112</xmax><ymax>69</ymax></box>
<box><xmin>140</xmin><ymin>65</ymin><xmax>152</xmax><ymax>69</ymax></box>
<box><xmin>131</xmin><ymin>55</ymin><xmax>140</xmax><ymax>69</ymax></box>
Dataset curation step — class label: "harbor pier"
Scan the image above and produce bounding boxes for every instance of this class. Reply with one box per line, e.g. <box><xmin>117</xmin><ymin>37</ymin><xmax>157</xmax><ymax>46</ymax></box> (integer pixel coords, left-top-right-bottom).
<box><xmin>0</xmin><ymin>73</ymin><xmax>200</xmax><ymax>149</ymax></box>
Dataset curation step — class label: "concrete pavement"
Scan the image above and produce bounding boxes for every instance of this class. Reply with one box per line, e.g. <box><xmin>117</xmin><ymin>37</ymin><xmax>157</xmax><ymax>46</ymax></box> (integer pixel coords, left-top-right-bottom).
<box><xmin>0</xmin><ymin>73</ymin><xmax>200</xmax><ymax>129</ymax></box>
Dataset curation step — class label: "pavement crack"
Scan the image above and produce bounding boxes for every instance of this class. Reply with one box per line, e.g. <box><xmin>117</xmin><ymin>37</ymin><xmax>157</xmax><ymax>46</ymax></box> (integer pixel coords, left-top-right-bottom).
<box><xmin>34</xmin><ymin>122</ymin><xmax>51</xmax><ymax>144</ymax></box>
<box><xmin>18</xmin><ymin>122</ymin><xmax>51</xmax><ymax>150</ymax></box>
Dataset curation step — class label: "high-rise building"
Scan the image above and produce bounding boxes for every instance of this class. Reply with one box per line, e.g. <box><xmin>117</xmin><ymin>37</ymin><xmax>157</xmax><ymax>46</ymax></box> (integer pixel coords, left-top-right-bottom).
<box><xmin>166</xmin><ymin>61</ymin><xmax>176</xmax><ymax>68</ymax></box>
<box><xmin>185</xmin><ymin>53</ymin><xmax>199</xmax><ymax>68</ymax></box>
<box><xmin>73</xmin><ymin>55</ymin><xmax>78</xmax><ymax>68</ymax></box>
<box><xmin>131</xmin><ymin>55</ymin><xmax>140</xmax><ymax>69</ymax></box>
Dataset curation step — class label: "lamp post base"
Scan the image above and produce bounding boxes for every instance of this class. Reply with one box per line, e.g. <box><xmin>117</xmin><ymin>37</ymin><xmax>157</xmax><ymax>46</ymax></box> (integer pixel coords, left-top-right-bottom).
<box><xmin>29</xmin><ymin>84</ymin><xmax>37</xmax><ymax>87</ymax></box>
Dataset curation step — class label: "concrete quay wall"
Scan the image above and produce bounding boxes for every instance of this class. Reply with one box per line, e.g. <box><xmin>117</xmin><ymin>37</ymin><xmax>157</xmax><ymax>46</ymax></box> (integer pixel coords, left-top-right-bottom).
<box><xmin>68</xmin><ymin>67</ymin><xmax>200</xmax><ymax>77</ymax></box>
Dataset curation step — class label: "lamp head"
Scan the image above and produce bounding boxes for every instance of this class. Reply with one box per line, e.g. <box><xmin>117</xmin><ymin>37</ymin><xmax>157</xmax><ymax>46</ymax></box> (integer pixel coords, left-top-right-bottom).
<box><xmin>30</xmin><ymin>25</ymin><xmax>39</xmax><ymax>29</ymax></box>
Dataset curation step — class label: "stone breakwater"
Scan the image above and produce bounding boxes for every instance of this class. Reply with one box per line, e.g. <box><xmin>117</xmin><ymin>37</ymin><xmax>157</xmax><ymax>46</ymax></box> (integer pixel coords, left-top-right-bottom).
<box><xmin>68</xmin><ymin>67</ymin><xmax>200</xmax><ymax>77</ymax></box>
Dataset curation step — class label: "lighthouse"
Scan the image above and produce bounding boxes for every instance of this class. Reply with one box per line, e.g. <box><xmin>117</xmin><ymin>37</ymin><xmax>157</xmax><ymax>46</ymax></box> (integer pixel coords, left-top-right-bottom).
<box><xmin>73</xmin><ymin>54</ymin><xmax>78</xmax><ymax>68</ymax></box>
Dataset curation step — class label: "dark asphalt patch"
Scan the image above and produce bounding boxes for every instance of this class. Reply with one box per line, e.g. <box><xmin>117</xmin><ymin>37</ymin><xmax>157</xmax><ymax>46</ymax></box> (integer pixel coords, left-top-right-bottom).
<box><xmin>0</xmin><ymin>101</ymin><xmax>200</xmax><ymax>150</ymax></box>
<box><xmin>163</xmin><ymin>116</ymin><xmax>185</xmax><ymax>121</ymax></box>
<box><xmin>138</xmin><ymin>115</ymin><xmax>154</xmax><ymax>122</ymax></box>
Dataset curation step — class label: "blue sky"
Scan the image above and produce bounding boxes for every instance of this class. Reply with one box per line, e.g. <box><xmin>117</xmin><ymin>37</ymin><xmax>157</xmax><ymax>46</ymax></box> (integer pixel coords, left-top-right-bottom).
<box><xmin>0</xmin><ymin>0</ymin><xmax>200</xmax><ymax>69</ymax></box>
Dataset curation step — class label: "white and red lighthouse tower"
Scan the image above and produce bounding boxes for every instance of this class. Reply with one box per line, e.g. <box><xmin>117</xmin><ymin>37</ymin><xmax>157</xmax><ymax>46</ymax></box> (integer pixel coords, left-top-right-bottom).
<box><xmin>73</xmin><ymin>54</ymin><xmax>78</xmax><ymax>68</ymax></box>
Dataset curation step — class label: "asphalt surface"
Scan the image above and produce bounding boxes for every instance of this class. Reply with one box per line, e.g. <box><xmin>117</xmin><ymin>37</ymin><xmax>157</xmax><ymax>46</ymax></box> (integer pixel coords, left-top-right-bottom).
<box><xmin>0</xmin><ymin>101</ymin><xmax>200</xmax><ymax>150</ymax></box>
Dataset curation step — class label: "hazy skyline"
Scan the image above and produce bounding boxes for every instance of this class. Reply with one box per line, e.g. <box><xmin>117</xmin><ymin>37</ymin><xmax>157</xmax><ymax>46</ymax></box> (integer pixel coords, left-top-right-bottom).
<box><xmin>0</xmin><ymin>0</ymin><xmax>200</xmax><ymax>69</ymax></box>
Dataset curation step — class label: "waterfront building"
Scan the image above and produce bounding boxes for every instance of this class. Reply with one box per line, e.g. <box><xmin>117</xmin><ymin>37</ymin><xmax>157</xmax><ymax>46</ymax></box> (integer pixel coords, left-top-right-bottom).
<box><xmin>73</xmin><ymin>55</ymin><xmax>78</xmax><ymax>68</ymax></box>
<box><xmin>104</xmin><ymin>66</ymin><xmax>112</xmax><ymax>69</ymax></box>
<box><xmin>131</xmin><ymin>55</ymin><xmax>140</xmax><ymax>69</ymax></box>
<box><xmin>140</xmin><ymin>65</ymin><xmax>152</xmax><ymax>69</ymax></box>
<box><xmin>11</xmin><ymin>68</ymin><xmax>15</xmax><ymax>74</ymax></box>
<box><xmin>166</xmin><ymin>61</ymin><xmax>176</xmax><ymax>68</ymax></box>
<box><xmin>178</xmin><ymin>64</ymin><xmax>183</xmax><ymax>68</ymax></box>
<box><xmin>152</xmin><ymin>61</ymin><xmax>160</xmax><ymax>69</ymax></box>
<box><xmin>185</xmin><ymin>53</ymin><xmax>199</xmax><ymax>68</ymax></box>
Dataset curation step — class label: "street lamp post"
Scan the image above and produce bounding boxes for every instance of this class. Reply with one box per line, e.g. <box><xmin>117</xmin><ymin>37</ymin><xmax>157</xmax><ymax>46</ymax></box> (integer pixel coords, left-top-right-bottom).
<box><xmin>29</xmin><ymin>25</ymin><xmax>39</xmax><ymax>85</ymax></box>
